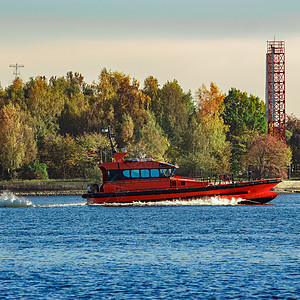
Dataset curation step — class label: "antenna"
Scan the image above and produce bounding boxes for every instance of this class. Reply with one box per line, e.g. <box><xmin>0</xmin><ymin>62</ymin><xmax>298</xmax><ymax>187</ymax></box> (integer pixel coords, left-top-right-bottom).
<box><xmin>102</xmin><ymin>126</ymin><xmax>117</xmax><ymax>153</ymax></box>
<box><xmin>9</xmin><ymin>63</ymin><xmax>24</xmax><ymax>79</ymax></box>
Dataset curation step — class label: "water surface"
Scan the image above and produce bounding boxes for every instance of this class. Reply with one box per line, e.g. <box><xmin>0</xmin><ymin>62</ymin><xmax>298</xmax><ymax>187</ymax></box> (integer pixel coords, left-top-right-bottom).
<box><xmin>0</xmin><ymin>193</ymin><xmax>299</xmax><ymax>299</ymax></box>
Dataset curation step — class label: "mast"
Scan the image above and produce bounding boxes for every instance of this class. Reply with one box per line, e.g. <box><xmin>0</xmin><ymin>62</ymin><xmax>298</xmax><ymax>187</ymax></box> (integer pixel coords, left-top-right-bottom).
<box><xmin>102</xmin><ymin>126</ymin><xmax>127</xmax><ymax>163</ymax></box>
<box><xmin>102</xmin><ymin>126</ymin><xmax>117</xmax><ymax>154</ymax></box>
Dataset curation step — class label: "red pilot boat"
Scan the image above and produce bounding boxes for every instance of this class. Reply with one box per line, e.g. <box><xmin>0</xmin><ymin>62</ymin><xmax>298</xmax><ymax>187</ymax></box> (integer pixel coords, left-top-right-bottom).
<box><xmin>82</xmin><ymin>128</ymin><xmax>281</xmax><ymax>205</ymax></box>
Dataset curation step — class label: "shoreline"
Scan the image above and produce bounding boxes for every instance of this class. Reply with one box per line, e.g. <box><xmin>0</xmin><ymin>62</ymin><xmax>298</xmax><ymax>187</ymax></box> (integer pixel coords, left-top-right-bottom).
<box><xmin>272</xmin><ymin>180</ymin><xmax>300</xmax><ymax>194</ymax></box>
<box><xmin>0</xmin><ymin>181</ymin><xmax>88</xmax><ymax>197</ymax></box>
<box><xmin>1</xmin><ymin>180</ymin><xmax>300</xmax><ymax>197</ymax></box>
<box><xmin>12</xmin><ymin>190</ymin><xmax>84</xmax><ymax>197</ymax></box>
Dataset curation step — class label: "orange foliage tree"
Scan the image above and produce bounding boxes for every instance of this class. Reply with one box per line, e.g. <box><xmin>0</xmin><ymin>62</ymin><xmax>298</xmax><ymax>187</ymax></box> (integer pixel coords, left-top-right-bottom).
<box><xmin>194</xmin><ymin>83</ymin><xmax>231</xmax><ymax>174</ymax></box>
<box><xmin>196</xmin><ymin>82</ymin><xmax>225</xmax><ymax>126</ymax></box>
<box><xmin>242</xmin><ymin>135</ymin><xmax>291</xmax><ymax>178</ymax></box>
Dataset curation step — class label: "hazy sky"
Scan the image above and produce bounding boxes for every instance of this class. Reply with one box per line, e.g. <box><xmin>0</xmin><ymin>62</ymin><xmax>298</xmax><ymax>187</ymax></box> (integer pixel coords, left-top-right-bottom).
<box><xmin>1</xmin><ymin>0</ymin><xmax>300</xmax><ymax>116</ymax></box>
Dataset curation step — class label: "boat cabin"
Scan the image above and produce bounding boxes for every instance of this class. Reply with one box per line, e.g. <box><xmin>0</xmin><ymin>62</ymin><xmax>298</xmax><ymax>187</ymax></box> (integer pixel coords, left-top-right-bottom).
<box><xmin>94</xmin><ymin>152</ymin><xmax>188</xmax><ymax>193</ymax></box>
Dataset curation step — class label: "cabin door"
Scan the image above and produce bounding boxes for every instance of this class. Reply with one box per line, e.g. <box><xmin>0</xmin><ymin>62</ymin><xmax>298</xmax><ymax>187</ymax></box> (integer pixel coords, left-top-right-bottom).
<box><xmin>170</xmin><ymin>179</ymin><xmax>177</xmax><ymax>188</ymax></box>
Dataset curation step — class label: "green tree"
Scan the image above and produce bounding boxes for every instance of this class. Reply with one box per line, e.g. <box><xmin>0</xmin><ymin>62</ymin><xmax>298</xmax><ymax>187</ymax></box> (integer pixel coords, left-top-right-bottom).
<box><xmin>59</xmin><ymin>93</ymin><xmax>90</xmax><ymax>136</ymax></box>
<box><xmin>222</xmin><ymin>88</ymin><xmax>267</xmax><ymax>172</ymax></box>
<box><xmin>20</xmin><ymin>162</ymin><xmax>48</xmax><ymax>180</ymax></box>
<box><xmin>286</xmin><ymin>114</ymin><xmax>300</xmax><ymax>166</ymax></box>
<box><xmin>120</xmin><ymin>113</ymin><xmax>134</xmax><ymax>146</ymax></box>
<box><xmin>76</xmin><ymin>132</ymin><xmax>111</xmax><ymax>179</ymax></box>
<box><xmin>49</xmin><ymin>74</ymin><xmax>90</xmax><ymax>136</ymax></box>
<box><xmin>159</xmin><ymin>80</ymin><xmax>194</xmax><ymax>162</ymax></box>
<box><xmin>143</xmin><ymin>76</ymin><xmax>163</xmax><ymax>124</ymax></box>
<box><xmin>127</xmin><ymin>111</ymin><xmax>169</xmax><ymax>160</ymax></box>
<box><xmin>178</xmin><ymin>116</ymin><xmax>217</xmax><ymax>177</ymax></box>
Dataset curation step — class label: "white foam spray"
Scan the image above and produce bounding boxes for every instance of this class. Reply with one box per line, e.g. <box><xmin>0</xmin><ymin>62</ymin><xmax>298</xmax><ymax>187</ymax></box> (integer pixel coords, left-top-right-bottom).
<box><xmin>90</xmin><ymin>197</ymin><xmax>243</xmax><ymax>207</ymax></box>
<box><xmin>0</xmin><ymin>191</ymin><xmax>33</xmax><ymax>207</ymax></box>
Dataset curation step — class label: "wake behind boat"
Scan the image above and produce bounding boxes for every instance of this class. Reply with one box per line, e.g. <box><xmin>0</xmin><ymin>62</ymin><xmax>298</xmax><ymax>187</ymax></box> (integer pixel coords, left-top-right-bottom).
<box><xmin>82</xmin><ymin>128</ymin><xmax>281</xmax><ymax>205</ymax></box>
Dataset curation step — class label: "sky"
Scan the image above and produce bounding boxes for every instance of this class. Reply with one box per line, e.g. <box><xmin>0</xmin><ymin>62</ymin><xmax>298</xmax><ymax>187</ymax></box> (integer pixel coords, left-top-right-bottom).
<box><xmin>1</xmin><ymin>0</ymin><xmax>300</xmax><ymax>116</ymax></box>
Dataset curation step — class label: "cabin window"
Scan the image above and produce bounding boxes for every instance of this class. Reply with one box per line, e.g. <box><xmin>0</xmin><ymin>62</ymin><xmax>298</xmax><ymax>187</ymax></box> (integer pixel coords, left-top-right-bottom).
<box><xmin>141</xmin><ymin>169</ymin><xmax>150</xmax><ymax>178</ymax></box>
<box><xmin>107</xmin><ymin>170</ymin><xmax>120</xmax><ymax>181</ymax></box>
<box><xmin>123</xmin><ymin>170</ymin><xmax>130</xmax><ymax>178</ymax></box>
<box><xmin>160</xmin><ymin>168</ymin><xmax>172</xmax><ymax>178</ymax></box>
<box><xmin>131</xmin><ymin>169</ymin><xmax>140</xmax><ymax>178</ymax></box>
<box><xmin>150</xmin><ymin>169</ymin><xmax>159</xmax><ymax>178</ymax></box>
<box><xmin>108</xmin><ymin>168</ymin><xmax>176</xmax><ymax>180</ymax></box>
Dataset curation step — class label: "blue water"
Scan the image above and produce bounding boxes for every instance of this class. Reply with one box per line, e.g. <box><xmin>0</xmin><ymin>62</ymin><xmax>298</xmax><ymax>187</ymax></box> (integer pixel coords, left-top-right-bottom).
<box><xmin>0</xmin><ymin>194</ymin><xmax>299</xmax><ymax>299</ymax></box>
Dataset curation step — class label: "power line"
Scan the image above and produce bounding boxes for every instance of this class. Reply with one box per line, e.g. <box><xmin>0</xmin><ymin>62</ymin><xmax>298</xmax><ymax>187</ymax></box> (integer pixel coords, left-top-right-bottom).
<box><xmin>9</xmin><ymin>63</ymin><xmax>24</xmax><ymax>79</ymax></box>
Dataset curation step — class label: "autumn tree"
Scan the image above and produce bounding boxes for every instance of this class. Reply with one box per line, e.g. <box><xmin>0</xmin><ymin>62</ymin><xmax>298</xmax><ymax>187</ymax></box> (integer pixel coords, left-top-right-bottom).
<box><xmin>242</xmin><ymin>135</ymin><xmax>291</xmax><ymax>179</ymax></box>
<box><xmin>26</xmin><ymin>76</ymin><xmax>65</xmax><ymax>145</ymax></box>
<box><xmin>111</xmin><ymin>72</ymin><xmax>151</xmax><ymax>148</ymax></box>
<box><xmin>0</xmin><ymin>103</ymin><xmax>37</xmax><ymax>178</ymax></box>
<box><xmin>90</xmin><ymin>69</ymin><xmax>151</xmax><ymax>149</ymax></box>
<box><xmin>222</xmin><ymin>88</ymin><xmax>267</xmax><ymax>172</ymax></box>
<box><xmin>190</xmin><ymin>83</ymin><xmax>230</xmax><ymax>176</ymax></box>
<box><xmin>65</xmin><ymin>71</ymin><xmax>85</xmax><ymax>97</ymax></box>
<box><xmin>0</xmin><ymin>84</ymin><xmax>4</xmax><ymax>109</ymax></box>
<box><xmin>1</xmin><ymin>69</ymin><xmax>279</xmax><ymax>181</ymax></box>
<box><xmin>4</xmin><ymin>78</ymin><xmax>27</xmax><ymax>109</ymax></box>
<box><xmin>40</xmin><ymin>133</ymin><xmax>79</xmax><ymax>179</ymax></box>
<box><xmin>88</xmin><ymin>68</ymin><xmax>117</xmax><ymax>132</ymax></box>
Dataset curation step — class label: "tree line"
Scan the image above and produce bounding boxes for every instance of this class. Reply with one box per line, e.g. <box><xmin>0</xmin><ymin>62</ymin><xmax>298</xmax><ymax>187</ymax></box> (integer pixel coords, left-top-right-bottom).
<box><xmin>0</xmin><ymin>69</ymin><xmax>295</xmax><ymax>181</ymax></box>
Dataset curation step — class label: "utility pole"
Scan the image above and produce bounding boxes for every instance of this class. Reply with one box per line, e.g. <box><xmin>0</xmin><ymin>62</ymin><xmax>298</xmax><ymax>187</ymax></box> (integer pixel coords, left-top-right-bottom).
<box><xmin>9</xmin><ymin>63</ymin><xmax>24</xmax><ymax>79</ymax></box>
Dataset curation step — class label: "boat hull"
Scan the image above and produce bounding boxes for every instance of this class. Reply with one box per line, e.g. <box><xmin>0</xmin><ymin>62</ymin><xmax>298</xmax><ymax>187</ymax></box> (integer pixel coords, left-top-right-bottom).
<box><xmin>82</xmin><ymin>178</ymin><xmax>281</xmax><ymax>205</ymax></box>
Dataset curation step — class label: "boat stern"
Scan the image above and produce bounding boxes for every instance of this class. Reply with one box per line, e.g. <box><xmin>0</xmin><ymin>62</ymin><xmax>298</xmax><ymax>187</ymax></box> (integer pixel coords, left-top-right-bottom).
<box><xmin>82</xmin><ymin>183</ymin><xmax>100</xmax><ymax>205</ymax></box>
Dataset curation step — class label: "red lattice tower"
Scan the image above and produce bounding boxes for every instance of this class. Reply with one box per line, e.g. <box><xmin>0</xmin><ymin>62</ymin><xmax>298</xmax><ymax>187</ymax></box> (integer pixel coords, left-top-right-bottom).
<box><xmin>266</xmin><ymin>40</ymin><xmax>286</xmax><ymax>141</ymax></box>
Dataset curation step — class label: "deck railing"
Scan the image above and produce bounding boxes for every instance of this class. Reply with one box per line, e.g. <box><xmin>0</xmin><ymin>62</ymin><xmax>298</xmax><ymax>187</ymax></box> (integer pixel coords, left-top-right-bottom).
<box><xmin>198</xmin><ymin>171</ymin><xmax>259</xmax><ymax>185</ymax></box>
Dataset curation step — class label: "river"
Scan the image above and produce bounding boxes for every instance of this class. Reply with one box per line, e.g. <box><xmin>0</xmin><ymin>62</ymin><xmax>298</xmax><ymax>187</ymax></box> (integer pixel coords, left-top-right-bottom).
<box><xmin>0</xmin><ymin>193</ymin><xmax>299</xmax><ymax>299</ymax></box>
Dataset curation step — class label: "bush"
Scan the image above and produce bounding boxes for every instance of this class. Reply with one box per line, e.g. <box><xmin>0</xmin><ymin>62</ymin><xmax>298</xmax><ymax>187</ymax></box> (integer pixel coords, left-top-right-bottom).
<box><xmin>21</xmin><ymin>162</ymin><xmax>49</xmax><ymax>180</ymax></box>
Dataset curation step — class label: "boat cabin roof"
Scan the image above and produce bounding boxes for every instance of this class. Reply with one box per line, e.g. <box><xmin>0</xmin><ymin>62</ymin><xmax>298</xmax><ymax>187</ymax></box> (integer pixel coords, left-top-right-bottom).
<box><xmin>99</xmin><ymin>159</ymin><xmax>178</xmax><ymax>171</ymax></box>
<box><xmin>98</xmin><ymin>152</ymin><xmax>178</xmax><ymax>171</ymax></box>
<box><xmin>98</xmin><ymin>152</ymin><xmax>178</xmax><ymax>182</ymax></box>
